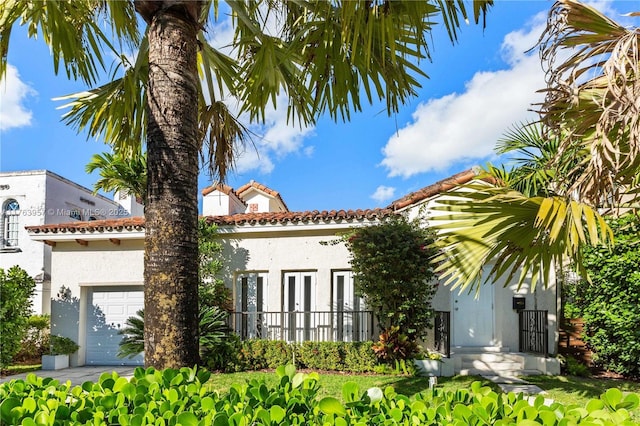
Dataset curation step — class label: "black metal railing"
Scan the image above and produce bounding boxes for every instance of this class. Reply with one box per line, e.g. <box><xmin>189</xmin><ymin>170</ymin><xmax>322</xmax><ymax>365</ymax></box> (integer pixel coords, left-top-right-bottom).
<box><xmin>434</xmin><ymin>310</ymin><xmax>451</xmax><ymax>358</ymax></box>
<box><xmin>519</xmin><ymin>310</ymin><xmax>548</xmax><ymax>355</ymax></box>
<box><xmin>229</xmin><ymin>310</ymin><xmax>375</xmax><ymax>343</ymax></box>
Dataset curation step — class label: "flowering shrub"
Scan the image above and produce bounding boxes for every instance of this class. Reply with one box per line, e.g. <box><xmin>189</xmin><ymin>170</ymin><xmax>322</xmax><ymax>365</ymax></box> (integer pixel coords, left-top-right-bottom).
<box><xmin>341</xmin><ymin>215</ymin><xmax>439</xmax><ymax>343</ymax></box>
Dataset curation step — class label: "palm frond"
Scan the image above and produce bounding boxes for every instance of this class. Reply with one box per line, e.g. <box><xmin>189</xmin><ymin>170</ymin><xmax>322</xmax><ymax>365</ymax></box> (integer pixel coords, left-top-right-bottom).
<box><xmin>0</xmin><ymin>1</ymin><xmax>136</xmax><ymax>85</ymax></box>
<box><xmin>54</xmin><ymin>34</ymin><xmax>148</xmax><ymax>153</ymax></box>
<box><xmin>117</xmin><ymin>309</ymin><xmax>144</xmax><ymax>359</ymax></box>
<box><xmin>430</xmin><ymin>183</ymin><xmax>613</xmax><ymax>292</ymax></box>
<box><xmin>537</xmin><ymin>0</ymin><xmax>640</xmax><ymax>206</ymax></box>
<box><xmin>85</xmin><ymin>150</ymin><xmax>147</xmax><ymax>202</ymax></box>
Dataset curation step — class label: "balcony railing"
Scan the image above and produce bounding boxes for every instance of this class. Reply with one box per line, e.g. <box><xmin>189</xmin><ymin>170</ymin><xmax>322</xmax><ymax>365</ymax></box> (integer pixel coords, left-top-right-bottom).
<box><xmin>229</xmin><ymin>310</ymin><xmax>375</xmax><ymax>343</ymax></box>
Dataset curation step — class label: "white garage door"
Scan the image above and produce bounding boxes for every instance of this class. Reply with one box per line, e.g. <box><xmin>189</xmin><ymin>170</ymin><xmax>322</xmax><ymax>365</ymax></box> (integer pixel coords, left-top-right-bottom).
<box><xmin>86</xmin><ymin>286</ymin><xmax>144</xmax><ymax>365</ymax></box>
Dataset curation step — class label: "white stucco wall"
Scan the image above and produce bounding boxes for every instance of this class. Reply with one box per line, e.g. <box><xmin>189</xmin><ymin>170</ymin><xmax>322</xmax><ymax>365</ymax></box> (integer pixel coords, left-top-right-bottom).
<box><xmin>0</xmin><ymin>172</ymin><xmax>48</xmax><ymax>313</ymax></box>
<box><xmin>218</xmin><ymin>229</ymin><xmax>353</xmax><ymax>312</ymax></box>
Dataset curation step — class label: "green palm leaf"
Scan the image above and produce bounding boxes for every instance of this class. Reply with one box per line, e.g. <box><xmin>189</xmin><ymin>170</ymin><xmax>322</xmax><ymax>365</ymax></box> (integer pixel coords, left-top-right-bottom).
<box><xmin>85</xmin><ymin>150</ymin><xmax>147</xmax><ymax>202</ymax></box>
<box><xmin>431</xmin><ymin>183</ymin><xmax>613</xmax><ymax>292</ymax></box>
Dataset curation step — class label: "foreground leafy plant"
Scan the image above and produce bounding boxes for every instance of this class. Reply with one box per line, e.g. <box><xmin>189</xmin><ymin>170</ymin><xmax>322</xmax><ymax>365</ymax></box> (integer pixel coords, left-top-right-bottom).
<box><xmin>1</xmin><ymin>365</ymin><xmax>638</xmax><ymax>425</ymax></box>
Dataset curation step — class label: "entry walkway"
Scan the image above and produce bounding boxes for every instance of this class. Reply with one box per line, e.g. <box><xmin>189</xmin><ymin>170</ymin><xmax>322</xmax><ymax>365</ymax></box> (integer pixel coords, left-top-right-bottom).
<box><xmin>0</xmin><ymin>366</ymin><xmax>135</xmax><ymax>386</ymax></box>
<box><xmin>482</xmin><ymin>374</ymin><xmax>554</xmax><ymax>406</ymax></box>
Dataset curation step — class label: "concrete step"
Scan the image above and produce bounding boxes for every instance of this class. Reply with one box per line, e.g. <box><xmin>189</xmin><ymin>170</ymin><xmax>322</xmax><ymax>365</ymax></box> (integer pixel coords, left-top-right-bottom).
<box><xmin>451</xmin><ymin>346</ymin><xmax>509</xmax><ymax>354</ymax></box>
<box><xmin>462</xmin><ymin>360</ymin><xmax>523</xmax><ymax>371</ymax></box>
<box><xmin>460</xmin><ymin>368</ymin><xmax>542</xmax><ymax>376</ymax></box>
<box><xmin>457</xmin><ymin>353</ymin><xmax>525</xmax><ymax>363</ymax></box>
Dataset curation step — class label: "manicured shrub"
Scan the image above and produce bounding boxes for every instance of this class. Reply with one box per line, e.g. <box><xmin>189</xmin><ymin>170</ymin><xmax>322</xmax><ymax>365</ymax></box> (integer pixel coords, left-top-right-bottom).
<box><xmin>48</xmin><ymin>336</ymin><xmax>79</xmax><ymax>355</ymax></box>
<box><xmin>298</xmin><ymin>341</ymin><xmax>345</xmax><ymax>371</ymax></box>
<box><xmin>1</xmin><ymin>365</ymin><xmax>638</xmax><ymax>425</ymax></box>
<box><xmin>340</xmin><ymin>215</ymin><xmax>439</xmax><ymax>342</ymax></box>
<box><xmin>220</xmin><ymin>340</ymin><xmax>380</xmax><ymax>373</ymax></box>
<box><xmin>236</xmin><ymin>339</ymin><xmax>294</xmax><ymax>370</ymax></box>
<box><xmin>343</xmin><ymin>341</ymin><xmax>378</xmax><ymax>373</ymax></box>
<box><xmin>0</xmin><ymin>267</ymin><xmax>36</xmax><ymax>368</ymax></box>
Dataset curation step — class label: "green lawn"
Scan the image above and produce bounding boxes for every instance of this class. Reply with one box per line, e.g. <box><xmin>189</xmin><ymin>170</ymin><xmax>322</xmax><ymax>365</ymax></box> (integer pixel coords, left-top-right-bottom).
<box><xmin>206</xmin><ymin>370</ymin><xmax>639</xmax><ymax>408</ymax></box>
<box><xmin>1</xmin><ymin>363</ymin><xmax>41</xmax><ymax>376</ymax></box>
<box><xmin>205</xmin><ymin>370</ymin><xmax>499</xmax><ymax>399</ymax></box>
<box><xmin>526</xmin><ymin>374</ymin><xmax>640</xmax><ymax>407</ymax></box>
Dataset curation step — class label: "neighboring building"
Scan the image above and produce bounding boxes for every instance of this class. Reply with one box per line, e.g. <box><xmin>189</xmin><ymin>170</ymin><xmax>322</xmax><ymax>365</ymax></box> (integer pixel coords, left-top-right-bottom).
<box><xmin>0</xmin><ymin>170</ymin><xmax>140</xmax><ymax>314</ymax></box>
<box><xmin>27</xmin><ymin>175</ymin><xmax>560</xmax><ymax>375</ymax></box>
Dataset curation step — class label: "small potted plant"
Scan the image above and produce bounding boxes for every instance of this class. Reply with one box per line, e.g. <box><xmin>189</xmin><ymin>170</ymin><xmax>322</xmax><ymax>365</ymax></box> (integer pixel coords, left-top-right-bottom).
<box><xmin>41</xmin><ymin>335</ymin><xmax>79</xmax><ymax>370</ymax></box>
<box><xmin>414</xmin><ymin>350</ymin><xmax>443</xmax><ymax>376</ymax></box>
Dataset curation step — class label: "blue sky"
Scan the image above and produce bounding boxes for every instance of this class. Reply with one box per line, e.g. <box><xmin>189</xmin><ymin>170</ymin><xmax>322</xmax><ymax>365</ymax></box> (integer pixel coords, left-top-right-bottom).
<box><xmin>0</xmin><ymin>1</ymin><xmax>629</xmax><ymax>212</ymax></box>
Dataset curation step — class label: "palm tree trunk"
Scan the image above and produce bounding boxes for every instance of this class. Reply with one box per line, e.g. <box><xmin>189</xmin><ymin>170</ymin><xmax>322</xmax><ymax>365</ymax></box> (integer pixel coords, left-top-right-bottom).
<box><xmin>141</xmin><ymin>3</ymin><xmax>201</xmax><ymax>369</ymax></box>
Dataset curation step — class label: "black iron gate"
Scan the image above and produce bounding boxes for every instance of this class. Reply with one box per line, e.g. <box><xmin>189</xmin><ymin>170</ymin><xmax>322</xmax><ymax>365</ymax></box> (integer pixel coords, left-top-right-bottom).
<box><xmin>519</xmin><ymin>310</ymin><xmax>548</xmax><ymax>355</ymax></box>
<box><xmin>434</xmin><ymin>310</ymin><xmax>450</xmax><ymax>358</ymax></box>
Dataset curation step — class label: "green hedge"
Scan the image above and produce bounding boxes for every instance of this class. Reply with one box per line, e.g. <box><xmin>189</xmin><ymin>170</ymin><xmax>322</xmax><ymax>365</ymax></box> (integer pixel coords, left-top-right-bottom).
<box><xmin>215</xmin><ymin>340</ymin><xmax>379</xmax><ymax>373</ymax></box>
<box><xmin>2</xmin><ymin>365</ymin><xmax>638</xmax><ymax>425</ymax></box>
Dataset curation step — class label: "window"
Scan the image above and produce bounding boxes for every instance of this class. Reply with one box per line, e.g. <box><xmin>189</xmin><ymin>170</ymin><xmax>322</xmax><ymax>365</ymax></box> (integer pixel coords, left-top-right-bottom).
<box><xmin>2</xmin><ymin>199</ymin><xmax>20</xmax><ymax>248</ymax></box>
<box><xmin>234</xmin><ymin>272</ymin><xmax>268</xmax><ymax>339</ymax></box>
<box><xmin>332</xmin><ymin>271</ymin><xmax>369</xmax><ymax>342</ymax></box>
<box><xmin>283</xmin><ymin>271</ymin><xmax>317</xmax><ymax>342</ymax></box>
<box><xmin>69</xmin><ymin>208</ymin><xmax>82</xmax><ymax>221</ymax></box>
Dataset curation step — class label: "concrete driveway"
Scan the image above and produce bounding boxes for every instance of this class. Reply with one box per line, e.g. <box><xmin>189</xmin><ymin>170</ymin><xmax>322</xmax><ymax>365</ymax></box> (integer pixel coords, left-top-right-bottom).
<box><xmin>0</xmin><ymin>366</ymin><xmax>136</xmax><ymax>386</ymax></box>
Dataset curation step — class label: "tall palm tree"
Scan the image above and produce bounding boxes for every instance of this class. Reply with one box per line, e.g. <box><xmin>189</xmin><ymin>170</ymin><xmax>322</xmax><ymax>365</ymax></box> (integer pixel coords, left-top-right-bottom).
<box><xmin>1</xmin><ymin>0</ymin><xmax>493</xmax><ymax>369</ymax></box>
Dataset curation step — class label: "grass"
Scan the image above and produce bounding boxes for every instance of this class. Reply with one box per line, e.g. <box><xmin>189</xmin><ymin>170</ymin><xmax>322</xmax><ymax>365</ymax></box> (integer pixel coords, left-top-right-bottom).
<box><xmin>205</xmin><ymin>370</ymin><xmax>640</xmax><ymax>420</ymax></box>
<box><xmin>1</xmin><ymin>363</ymin><xmax>41</xmax><ymax>377</ymax></box>
<box><xmin>205</xmin><ymin>370</ymin><xmax>498</xmax><ymax>399</ymax></box>
<box><xmin>526</xmin><ymin>374</ymin><xmax>640</xmax><ymax>407</ymax></box>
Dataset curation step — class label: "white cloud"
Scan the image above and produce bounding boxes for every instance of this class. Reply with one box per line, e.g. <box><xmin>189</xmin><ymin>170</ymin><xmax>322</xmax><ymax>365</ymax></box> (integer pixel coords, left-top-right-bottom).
<box><xmin>380</xmin><ymin>16</ymin><xmax>547</xmax><ymax>178</ymax></box>
<box><xmin>0</xmin><ymin>65</ymin><xmax>36</xmax><ymax>131</ymax></box>
<box><xmin>370</xmin><ymin>185</ymin><xmax>396</xmax><ymax>203</ymax></box>
<box><xmin>234</xmin><ymin>143</ymin><xmax>274</xmax><ymax>174</ymax></box>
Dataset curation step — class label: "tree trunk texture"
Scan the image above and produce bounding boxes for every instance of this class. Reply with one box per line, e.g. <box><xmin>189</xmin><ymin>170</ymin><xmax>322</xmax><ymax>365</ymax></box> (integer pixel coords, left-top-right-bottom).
<box><xmin>142</xmin><ymin>3</ymin><xmax>201</xmax><ymax>369</ymax></box>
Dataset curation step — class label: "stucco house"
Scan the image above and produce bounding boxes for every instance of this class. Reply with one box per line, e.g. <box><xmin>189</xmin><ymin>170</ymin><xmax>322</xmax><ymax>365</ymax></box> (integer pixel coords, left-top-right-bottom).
<box><xmin>0</xmin><ymin>170</ymin><xmax>141</xmax><ymax>314</ymax></box>
<box><xmin>26</xmin><ymin>171</ymin><xmax>560</xmax><ymax>375</ymax></box>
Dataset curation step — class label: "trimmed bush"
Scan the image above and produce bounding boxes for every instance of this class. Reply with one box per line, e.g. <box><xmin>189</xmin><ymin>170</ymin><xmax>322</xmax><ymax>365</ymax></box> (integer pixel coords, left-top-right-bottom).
<box><xmin>1</xmin><ymin>365</ymin><xmax>638</xmax><ymax>425</ymax></box>
<box><xmin>48</xmin><ymin>336</ymin><xmax>79</xmax><ymax>355</ymax></box>
<box><xmin>298</xmin><ymin>341</ymin><xmax>345</xmax><ymax>371</ymax></box>
<box><xmin>211</xmin><ymin>339</ymin><xmax>380</xmax><ymax>373</ymax></box>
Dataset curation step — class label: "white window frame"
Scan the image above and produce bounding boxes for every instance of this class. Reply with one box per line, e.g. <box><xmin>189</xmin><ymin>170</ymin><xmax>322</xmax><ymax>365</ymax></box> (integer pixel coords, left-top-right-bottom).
<box><xmin>283</xmin><ymin>271</ymin><xmax>317</xmax><ymax>342</ymax></box>
<box><xmin>2</xmin><ymin>199</ymin><xmax>20</xmax><ymax>248</ymax></box>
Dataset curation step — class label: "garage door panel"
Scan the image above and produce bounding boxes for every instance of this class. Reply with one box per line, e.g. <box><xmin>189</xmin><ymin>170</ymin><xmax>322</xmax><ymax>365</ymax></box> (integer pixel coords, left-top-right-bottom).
<box><xmin>86</xmin><ymin>286</ymin><xmax>144</xmax><ymax>366</ymax></box>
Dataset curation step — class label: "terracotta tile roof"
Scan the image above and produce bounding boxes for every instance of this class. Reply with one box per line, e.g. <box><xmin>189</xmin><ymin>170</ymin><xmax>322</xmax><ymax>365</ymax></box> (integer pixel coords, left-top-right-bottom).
<box><xmin>201</xmin><ymin>183</ymin><xmax>244</xmax><ymax>203</ymax></box>
<box><xmin>26</xmin><ymin>170</ymin><xmax>484</xmax><ymax>235</ymax></box>
<box><xmin>236</xmin><ymin>180</ymin><xmax>289</xmax><ymax>212</ymax></box>
<box><xmin>387</xmin><ymin>168</ymin><xmax>482</xmax><ymax>211</ymax></box>
<box><xmin>26</xmin><ymin>217</ymin><xmax>145</xmax><ymax>235</ymax></box>
<box><xmin>206</xmin><ymin>208</ymin><xmax>393</xmax><ymax>226</ymax></box>
<box><xmin>26</xmin><ymin>209</ymin><xmax>393</xmax><ymax>234</ymax></box>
